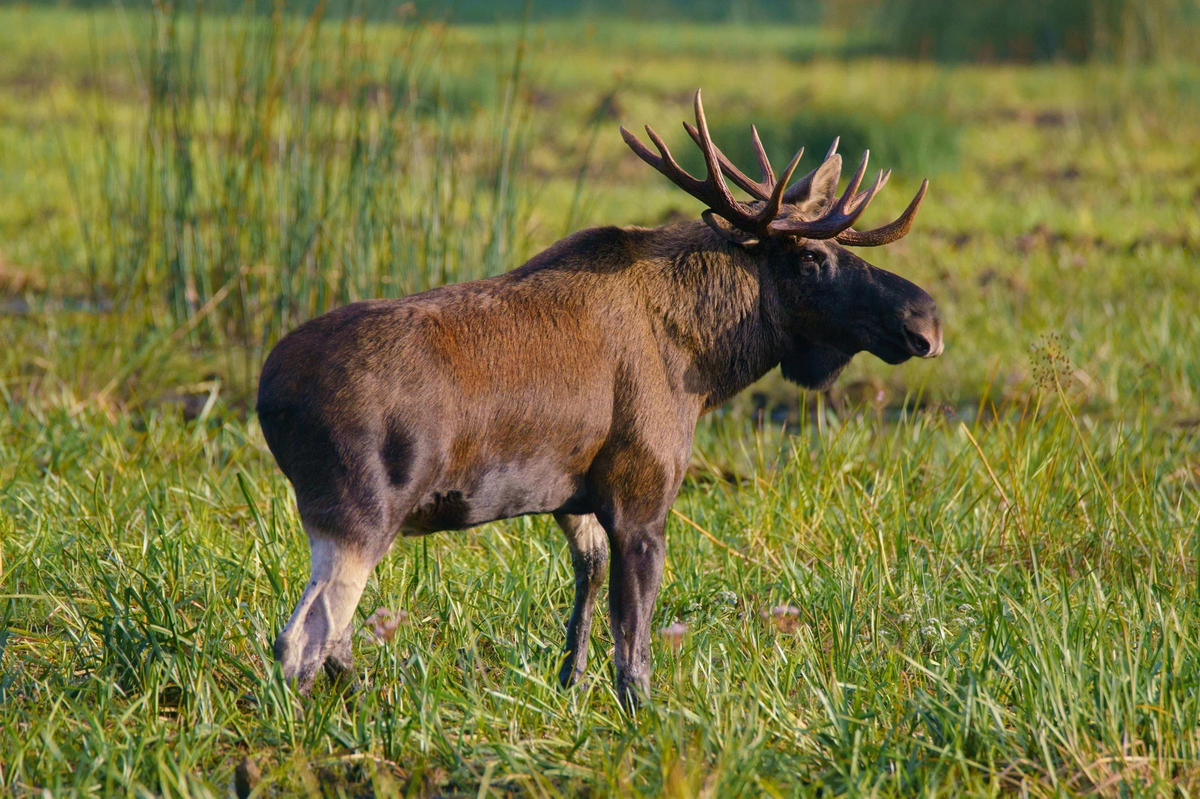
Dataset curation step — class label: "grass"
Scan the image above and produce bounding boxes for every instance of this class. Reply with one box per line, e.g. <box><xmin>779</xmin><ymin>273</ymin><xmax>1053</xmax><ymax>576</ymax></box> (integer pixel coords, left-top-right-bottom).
<box><xmin>4</xmin><ymin>375</ymin><xmax>1200</xmax><ymax>795</ymax></box>
<box><xmin>2</xmin><ymin>3</ymin><xmax>1200</xmax><ymax>796</ymax></box>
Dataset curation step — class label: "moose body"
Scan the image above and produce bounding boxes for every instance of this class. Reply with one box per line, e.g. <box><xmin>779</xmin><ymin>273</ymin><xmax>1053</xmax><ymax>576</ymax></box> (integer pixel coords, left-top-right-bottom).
<box><xmin>258</xmin><ymin>91</ymin><xmax>943</xmax><ymax>706</ymax></box>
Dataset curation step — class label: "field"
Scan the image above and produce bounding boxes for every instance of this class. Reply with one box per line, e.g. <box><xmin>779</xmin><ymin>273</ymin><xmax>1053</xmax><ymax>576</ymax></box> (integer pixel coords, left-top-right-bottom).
<box><xmin>2</xmin><ymin>3</ymin><xmax>1200</xmax><ymax>796</ymax></box>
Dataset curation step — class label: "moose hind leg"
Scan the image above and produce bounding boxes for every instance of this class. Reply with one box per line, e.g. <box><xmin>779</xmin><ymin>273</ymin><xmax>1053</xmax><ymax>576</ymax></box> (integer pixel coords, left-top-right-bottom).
<box><xmin>322</xmin><ymin>631</ymin><xmax>357</xmax><ymax>691</ymax></box>
<box><xmin>554</xmin><ymin>513</ymin><xmax>609</xmax><ymax>687</ymax></box>
<box><xmin>273</xmin><ymin>529</ymin><xmax>374</xmax><ymax>694</ymax></box>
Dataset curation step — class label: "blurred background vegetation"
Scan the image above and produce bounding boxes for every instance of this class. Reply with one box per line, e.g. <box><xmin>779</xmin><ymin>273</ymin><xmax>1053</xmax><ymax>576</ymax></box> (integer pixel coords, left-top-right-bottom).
<box><xmin>12</xmin><ymin>0</ymin><xmax>1199</xmax><ymax>55</ymax></box>
<box><xmin>2</xmin><ymin>0</ymin><xmax>1196</xmax><ymax>416</ymax></box>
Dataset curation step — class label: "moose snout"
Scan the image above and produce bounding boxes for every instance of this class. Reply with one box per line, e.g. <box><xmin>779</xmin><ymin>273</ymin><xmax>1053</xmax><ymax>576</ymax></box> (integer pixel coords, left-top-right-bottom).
<box><xmin>903</xmin><ymin>314</ymin><xmax>944</xmax><ymax>359</ymax></box>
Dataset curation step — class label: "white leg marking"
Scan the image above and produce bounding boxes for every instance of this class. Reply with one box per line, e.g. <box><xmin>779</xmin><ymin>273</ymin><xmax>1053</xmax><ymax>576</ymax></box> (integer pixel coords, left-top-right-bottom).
<box><xmin>275</xmin><ymin>531</ymin><xmax>373</xmax><ymax>688</ymax></box>
<box><xmin>564</xmin><ymin>513</ymin><xmax>607</xmax><ymax>554</ymax></box>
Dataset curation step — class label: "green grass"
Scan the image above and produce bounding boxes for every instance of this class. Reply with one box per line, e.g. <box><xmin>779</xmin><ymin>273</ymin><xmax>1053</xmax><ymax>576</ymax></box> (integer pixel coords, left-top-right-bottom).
<box><xmin>2</xmin><ymin>3</ymin><xmax>1200</xmax><ymax>796</ymax></box>
<box><xmin>4</xmin><ymin>379</ymin><xmax>1199</xmax><ymax>795</ymax></box>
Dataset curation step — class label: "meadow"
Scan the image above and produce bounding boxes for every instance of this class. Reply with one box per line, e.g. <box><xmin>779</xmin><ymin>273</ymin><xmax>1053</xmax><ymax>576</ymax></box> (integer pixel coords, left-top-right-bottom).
<box><xmin>1</xmin><ymin>3</ymin><xmax>1199</xmax><ymax>795</ymax></box>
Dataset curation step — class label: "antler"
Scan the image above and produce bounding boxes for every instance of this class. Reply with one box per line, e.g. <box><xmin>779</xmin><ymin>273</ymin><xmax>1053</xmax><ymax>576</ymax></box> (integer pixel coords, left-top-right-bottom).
<box><xmin>768</xmin><ymin>150</ymin><xmax>887</xmax><ymax>238</ymax></box>
<box><xmin>620</xmin><ymin>90</ymin><xmax>802</xmax><ymax>237</ymax></box>
<box><xmin>621</xmin><ymin>89</ymin><xmax>928</xmax><ymax>246</ymax></box>
<box><xmin>682</xmin><ymin>121</ymin><xmax>783</xmax><ymax>202</ymax></box>
<box><xmin>834</xmin><ymin>178</ymin><xmax>929</xmax><ymax>246</ymax></box>
<box><xmin>782</xmin><ymin>138</ymin><xmax>839</xmax><ymax>205</ymax></box>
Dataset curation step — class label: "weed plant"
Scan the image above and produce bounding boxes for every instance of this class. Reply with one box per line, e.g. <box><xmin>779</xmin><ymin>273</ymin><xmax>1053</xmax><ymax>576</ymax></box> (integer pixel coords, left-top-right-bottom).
<box><xmin>77</xmin><ymin>0</ymin><xmax>535</xmax><ymax>389</ymax></box>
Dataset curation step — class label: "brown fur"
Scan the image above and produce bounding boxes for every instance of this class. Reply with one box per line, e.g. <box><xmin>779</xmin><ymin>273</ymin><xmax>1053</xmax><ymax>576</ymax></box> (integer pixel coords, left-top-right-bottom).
<box><xmin>259</xmin><ymin>210</ymin><xmax>942</xmax><ymax>706</ymax></box>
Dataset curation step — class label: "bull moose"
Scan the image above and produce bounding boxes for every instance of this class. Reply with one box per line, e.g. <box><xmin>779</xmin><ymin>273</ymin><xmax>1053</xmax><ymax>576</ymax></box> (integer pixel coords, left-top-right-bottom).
<box><xmin>257</xmin><ymin>90</ymin><xmax>943</xmax><ymax>708</ymax></box>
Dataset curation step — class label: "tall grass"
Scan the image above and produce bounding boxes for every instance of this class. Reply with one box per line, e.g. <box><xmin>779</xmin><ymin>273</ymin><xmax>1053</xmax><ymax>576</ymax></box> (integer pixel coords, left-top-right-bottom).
<box><xmin>78</xmin><ymin>0</ymin><xmax>535</xmax><ymax>389</ymax></box>
<box><xmin>1</xmin><ymin>371</ymin><xmax>1198</xmax><ymax>794</ymax></box>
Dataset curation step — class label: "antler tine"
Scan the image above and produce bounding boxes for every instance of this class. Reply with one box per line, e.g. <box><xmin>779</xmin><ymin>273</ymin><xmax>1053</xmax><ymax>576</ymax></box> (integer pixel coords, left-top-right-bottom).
<box><xmin>770</xmin><ymin>151</ymin><xmax>887</xmax><ymax>239</ymax></box>
<box><xmin>782</xmin><ymin>137</ymin><xmax>841</xmax><ymax>205</ymax></box>
<box><xmin>757</xmin><ymin>148</ymin><xmax>805</xmax><ymax>225</ymax></box>
<box><xmin>622</xmin><ymin>94</ymin><xmax>762</xmax><ymax>231</ymax></box>
<box><xmin>847</xmin><ymin>169</ymin><xmax>890</xmax><ymax>214</ymax></box>
<box><xmin>620</xmin><ymin>125</ymin><xmax>665</xmax><ymax>170</ymax></box>
<box><xmin>842</xmin><ymin>167</ymin><xmax>887</xmax><ymax>227</ymax></box>
<box><xmin>644</xmin><ymin>125</ymin><xmax>704</xmax><ymax>192</ymax></box>
<box><xmin>622</xmin><ymin>123</ymin><xmax>700</xmax><ymax>194</ymax></box>
<box><xmin>691</xmin><ymin>90</ymin><xmax>746</xmax><ymax>219</ymax></box>
<box><xmin>836</xmin><ymin>178</ymin><xmax>929</xmax><ymax>247</ymax></box>
<box><xmin>682</xmin><ymin>120</ymin><xmax>800</xmax><ymax>205</ymax></box>
<box><xmin>683</xmin><ymin>121</ymin><xmax>773</xmax><ymax>201</ymax></box>
<box><xmin>750</xmin><ymin>125</ymin><xmax>775</xmax><ymax>187</ymax></box>
<box><xmin>837</xmin><ymin>149</ymin><xmax>871</xmax><ymax>210</ymax></box>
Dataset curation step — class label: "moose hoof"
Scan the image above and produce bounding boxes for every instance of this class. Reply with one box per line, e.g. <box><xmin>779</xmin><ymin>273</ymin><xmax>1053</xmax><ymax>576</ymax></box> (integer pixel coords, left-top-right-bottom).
<box><xmin>616</xmin><ymin>676</ymin><xmax>649</xmax><ymax>713</ymax></box>
<box><xmin>558</xmin><ymin>660</ymin><xmax>590</xmax><ymax>689</ymax></box>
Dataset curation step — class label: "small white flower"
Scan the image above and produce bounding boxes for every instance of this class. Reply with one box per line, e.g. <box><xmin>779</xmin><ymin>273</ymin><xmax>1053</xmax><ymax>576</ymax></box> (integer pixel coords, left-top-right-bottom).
<box><xmin>957</xmin><ymin>604</ymin><xmax>973</xmax><ymax>613</ymax></box>
<box><xmin>715</xmin><ymin>590</ymin><xmax>738</xmax><ymax>606</ymax></box>
<box><xmin>921</xmin><ymin>626</ymin><xmax>936</xmax><ymax>637</ymax></box>
<box><xmin>898</xmin><ymin>614</ymin><xmax>912</xmax><ymax>623</ymax></box>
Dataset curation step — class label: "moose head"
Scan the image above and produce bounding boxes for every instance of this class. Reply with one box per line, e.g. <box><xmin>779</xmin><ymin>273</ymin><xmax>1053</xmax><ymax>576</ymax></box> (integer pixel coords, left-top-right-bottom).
<box><xmin>622</xmin><ymin>89</ymin><xmax>942</xmax><ymax>391</ymax></box>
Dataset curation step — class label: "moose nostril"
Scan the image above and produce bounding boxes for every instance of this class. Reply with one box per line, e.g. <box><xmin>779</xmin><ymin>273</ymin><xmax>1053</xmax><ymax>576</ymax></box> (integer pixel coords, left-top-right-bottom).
<box><xmin>904</xmin><ymin>325</ymin><xmax>932</xmax><ymax>356</ymax></box>
<box><xmin>903</xmin><ymin>319</ymin><xmax>944</xmax><ymax>358</ymax></box>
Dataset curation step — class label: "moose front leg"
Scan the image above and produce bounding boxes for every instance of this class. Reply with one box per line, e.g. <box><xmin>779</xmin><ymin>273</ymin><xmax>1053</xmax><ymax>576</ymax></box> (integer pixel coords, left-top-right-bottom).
<box><xmin>606</xmin><ymin>520</ymin><xmax>667</xmax><ymax>710</ymax></box>
<box><xmin>554</xmin><ymin>513</ymin><xmax>610</xmax><ymax>687</ymax></box>
<box><xmin>556</xmin><ymin>514</ymin><xmax>610</xmax><ymax>687</ymax></box>
<box><xmin>588</xmin><ymin>423</ymin><xmax>690</xmax><ymax>710</ymax></box>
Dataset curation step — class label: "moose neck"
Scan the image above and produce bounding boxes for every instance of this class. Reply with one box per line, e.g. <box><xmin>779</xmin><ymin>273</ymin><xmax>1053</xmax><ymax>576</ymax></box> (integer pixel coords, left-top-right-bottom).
<box><xmin>638</xmin><ymin>223</ymin><xmax>788</xmax><ymax>412</ymax></box>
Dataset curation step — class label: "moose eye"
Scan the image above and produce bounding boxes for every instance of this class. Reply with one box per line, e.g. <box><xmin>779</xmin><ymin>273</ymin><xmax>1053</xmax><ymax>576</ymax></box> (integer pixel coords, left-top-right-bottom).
<box><xmin>799</xmin><ymin>250</ymin><xmax>820</xmax><ymax>266</ymax></box>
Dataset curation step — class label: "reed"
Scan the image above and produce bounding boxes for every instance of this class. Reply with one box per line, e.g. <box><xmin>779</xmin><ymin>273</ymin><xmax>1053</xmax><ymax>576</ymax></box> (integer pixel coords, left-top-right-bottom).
<box><xmin>77</xmin><ymin>0</ymin><xmax>534</xmax><ymax>390</ymax></box>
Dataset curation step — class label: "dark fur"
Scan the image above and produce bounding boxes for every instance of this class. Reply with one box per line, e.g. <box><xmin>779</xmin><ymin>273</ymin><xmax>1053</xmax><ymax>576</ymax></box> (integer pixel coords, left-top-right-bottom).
<box><xmin>258</xmin><ymin>216</ymin><xmax>941</xmax><ymax>707</ymax></box>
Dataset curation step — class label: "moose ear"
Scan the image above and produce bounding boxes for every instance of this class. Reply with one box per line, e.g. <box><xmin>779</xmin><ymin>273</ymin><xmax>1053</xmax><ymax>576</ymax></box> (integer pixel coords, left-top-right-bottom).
<box><xmin>702</xmin><ymin>210</ymin><xmax>760</xmax><ymax>249</ymax></box>
<box><xmin>789</xmin><ymin>154</ymin><xmax>842</xmax><ymax>219</ymax></box>
<box><xmin>780</xmin><ymin>341</ymin><xmax>853</xmax><ymax>390</ymax></box>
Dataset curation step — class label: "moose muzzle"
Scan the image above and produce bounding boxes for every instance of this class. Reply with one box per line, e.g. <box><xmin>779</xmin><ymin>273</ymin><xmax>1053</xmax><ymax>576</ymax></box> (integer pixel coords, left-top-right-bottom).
<box><xmin>903</xmin><ymin>313</ymin><xmax>944</xmax><ymax>359</ymax></box>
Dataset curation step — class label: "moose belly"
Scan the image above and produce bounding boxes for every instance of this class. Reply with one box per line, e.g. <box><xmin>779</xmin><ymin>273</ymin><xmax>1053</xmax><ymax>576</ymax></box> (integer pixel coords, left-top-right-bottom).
<box><xmin>402</xmin><ymin>461</ymin><xmax>588</xmax><ymax>534</ymax></box>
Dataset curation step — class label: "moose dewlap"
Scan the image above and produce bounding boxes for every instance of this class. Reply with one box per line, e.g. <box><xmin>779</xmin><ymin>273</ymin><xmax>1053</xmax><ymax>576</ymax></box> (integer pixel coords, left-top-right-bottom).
<box><xmin>257</xmin><ymin>89</ymin><xmax>943</xmax><ymax>708</ymax></box>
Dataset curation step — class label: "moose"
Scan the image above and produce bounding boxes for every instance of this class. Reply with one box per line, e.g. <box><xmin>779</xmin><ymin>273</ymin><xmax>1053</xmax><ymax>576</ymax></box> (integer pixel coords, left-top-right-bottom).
<box><xmin>257</xmin><ymin>90</ymin><xmax>943</xmax><ymax>708</ymax></box>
